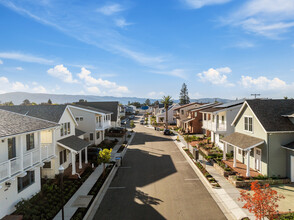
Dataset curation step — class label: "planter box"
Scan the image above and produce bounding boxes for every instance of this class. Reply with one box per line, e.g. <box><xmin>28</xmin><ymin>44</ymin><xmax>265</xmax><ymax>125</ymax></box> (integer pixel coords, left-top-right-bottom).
<box><xmin>228</xmin><ymin>175</ymin><xmax>291</xmax><ymax>188</ymax></box>
<box><xmin>213</xmin><ymin>162</ymin><xmax>236</xmax><ymax>178</ymax></box>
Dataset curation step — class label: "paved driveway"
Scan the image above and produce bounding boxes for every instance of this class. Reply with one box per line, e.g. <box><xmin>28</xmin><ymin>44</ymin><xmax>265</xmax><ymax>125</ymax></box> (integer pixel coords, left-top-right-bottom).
<box><xmin>93</xmin><ymin>121</ymin><xmax>226</xmax><ymax>220</ymax></box>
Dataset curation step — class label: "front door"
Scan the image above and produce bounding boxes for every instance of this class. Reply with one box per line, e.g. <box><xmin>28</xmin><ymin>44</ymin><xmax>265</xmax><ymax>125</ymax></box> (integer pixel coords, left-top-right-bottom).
<box><xmin>291</xmin><ymin>156</ymin><xmax>294</xmax><ymax>182</ymax></box>
<box><xmin>255</xmin><ymin>148</ymin><xmax>262</xmax><ymax>172</ymax></box>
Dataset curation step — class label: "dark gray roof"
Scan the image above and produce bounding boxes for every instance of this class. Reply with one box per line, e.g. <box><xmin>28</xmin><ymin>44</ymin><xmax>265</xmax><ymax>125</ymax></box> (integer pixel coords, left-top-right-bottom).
<box><xmin>57</xmin><ymin>135</ymin><xmax>91</xmax><ymax>152</ymax></box>
<box><xmin>70</xmin><ymin>104</ymin><xmax>112</xmax><ymax>115</ymax></box>
<box><xmin>0</xmin><ymin>105</ymin><xmax>68</xmax><ymax>123</ymax></box>
<box><xmin>221</xmin><ymin>132</ymin><xmax>264</xmax><ymax>150</ymax></box>
<box><xmin>0</xmin><ymin>109</ymin><xmax>58</xmax><ymax>138</ymax></box>
<box><xmin>246</xmin><ymin>99</ymin><xmax>294</xmax><ymax>132</ymax></box>
<box><xmin>75</xmin><ymin>102</ymin><xmax>118</xmax><ymax>122</ymax></box>
<box><xmin>75</xmin><ymin>128</ymin><xmax>86</xmax><ymax>137</ymax></box>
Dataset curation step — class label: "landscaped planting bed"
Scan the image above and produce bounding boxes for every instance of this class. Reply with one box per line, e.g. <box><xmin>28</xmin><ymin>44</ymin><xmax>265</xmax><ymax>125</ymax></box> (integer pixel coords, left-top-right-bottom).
<box><xmin>71</xmin><ymin>164</ymin><xmax>114</xmax><ymax>220</ymax></box>
<box><xmin>184</xmin><ymin>149</ymin><xmax>220</xmax><ymax>188</ymax></box>
<box><xmin>97</xmin><ymin>139</ymin><xmax>118</xmax><ymax>149</ymax></box>
<box><xmin>117</xmin><ymin>144</ymin><xmax>126</xmax><ymax>153</ymax></box>
<box><xmin>13</xmin><ymin>167</ymin><xmax>94</xmax><ymax>220</ymax></box>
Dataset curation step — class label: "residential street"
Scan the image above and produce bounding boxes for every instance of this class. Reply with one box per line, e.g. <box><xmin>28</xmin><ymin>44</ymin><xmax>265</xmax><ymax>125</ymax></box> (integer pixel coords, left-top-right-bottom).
<box><xmin>94</xmin><ymin>118</ymin><xmax>227</xmax><ymax>220</ymax></box>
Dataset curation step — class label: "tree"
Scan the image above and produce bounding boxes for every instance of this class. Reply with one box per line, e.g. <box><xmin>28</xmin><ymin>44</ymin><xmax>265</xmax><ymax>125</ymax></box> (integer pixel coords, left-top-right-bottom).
<box><xmin>153</xmin><ymin>100</ymin><xmax>159</xmax><ymax>106</ymax></box>
<box><xmin>145</xmin><ymin>99</ymin><xmax>151</xmax><ymax>106</ymax></box>
<box><xmin>2</xmin><ymin>101</ymin><xmax>14</xmax><ymax>106</ymax></box>
<box><xmin>98</xmin><ymin>148</ymin><xmax>112</xmax><ymax>176</ymax></box>
<box><xmin>48</xmin><ymin>99</ymin><xmax>52</xmax><ymax>105</ymax></box>
<box><xmin>161</xmin><ymin>96</ymin><xmax>173</xmax><ymax>129</ymax></box>
<box><xmin>21</xmin><ymin>99</ymin><xmax>31</xmax><ymax>106</ymax></box>
<box><xmin>179</xmin><ymin>83</ymin><xmax>190</xmax><ymax>105</ymax></box>
<box><xmin>238</xmin><ymin>181</ymin><xmax>284</xmax><ymax>220</ymax></box>
<box><xmin>284</xmin><ymin>96</ymin><xmax>288</xmax><ymax>99</ymax></box>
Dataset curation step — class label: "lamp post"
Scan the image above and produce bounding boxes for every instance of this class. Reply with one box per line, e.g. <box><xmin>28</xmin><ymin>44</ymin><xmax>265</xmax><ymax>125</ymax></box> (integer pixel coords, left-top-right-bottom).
<box><xmin>124</xmin><ymin>121</ymin><xmax>127</xmax><ymax>143</ymax></box>
<box><xmin>59</xmin><ymin>165</ymin><xmax>65</xmax><ymax>220</ymax></box>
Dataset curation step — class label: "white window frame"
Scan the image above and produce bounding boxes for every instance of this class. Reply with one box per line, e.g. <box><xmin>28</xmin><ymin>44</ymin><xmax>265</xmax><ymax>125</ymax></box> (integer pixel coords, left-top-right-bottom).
<box><xmin>244</xmin><ymin>116</ymin><xmax>253</xmax><ymax>133</ymax></box>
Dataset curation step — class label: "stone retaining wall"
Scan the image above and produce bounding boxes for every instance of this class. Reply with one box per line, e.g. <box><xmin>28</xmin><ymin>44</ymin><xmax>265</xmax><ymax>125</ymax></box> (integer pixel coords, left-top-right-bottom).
<box><xmin>228</xmin><ymin>176</ymin><xmax>291</xmax><ymax>188</ymax></box>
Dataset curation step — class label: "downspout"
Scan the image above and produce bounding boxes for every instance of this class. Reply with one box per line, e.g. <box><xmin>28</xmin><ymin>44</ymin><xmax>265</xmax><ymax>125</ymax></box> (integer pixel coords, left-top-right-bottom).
<box><xmin>267</xmin><ymin>133</ymin><xmax>270</xmax><ymax>177</ymax></box>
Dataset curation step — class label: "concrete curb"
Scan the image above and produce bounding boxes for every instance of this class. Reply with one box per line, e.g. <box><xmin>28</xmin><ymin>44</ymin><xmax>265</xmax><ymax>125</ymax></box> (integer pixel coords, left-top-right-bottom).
<box><xmin>83</xmin><ymin>165</ymin><xmax>118</xmax><ymax>220</ymax></box>
<box><xmin>173</xmin><ymin>138</ymin><xmax>236</xmax><ymax>220</ymax></box>
<box><xmin>84</xmin><ymin>132</ymin><xmax>135</xmax><ymax>220</ymax></box>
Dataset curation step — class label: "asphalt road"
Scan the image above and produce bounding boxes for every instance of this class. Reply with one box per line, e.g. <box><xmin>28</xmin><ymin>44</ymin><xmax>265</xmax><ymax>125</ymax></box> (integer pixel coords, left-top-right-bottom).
<box><xmin>93</xmin><ymin>117</ymin><xmax>226</xmax><ymax>220</ymax></box>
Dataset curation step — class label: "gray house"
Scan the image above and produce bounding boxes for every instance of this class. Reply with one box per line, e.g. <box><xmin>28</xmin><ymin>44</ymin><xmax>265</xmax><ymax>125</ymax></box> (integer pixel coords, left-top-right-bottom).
<box><xmin>221</xmin><ymin>99</ymin><xmax>294</xmax><ymax>181</ymax></box>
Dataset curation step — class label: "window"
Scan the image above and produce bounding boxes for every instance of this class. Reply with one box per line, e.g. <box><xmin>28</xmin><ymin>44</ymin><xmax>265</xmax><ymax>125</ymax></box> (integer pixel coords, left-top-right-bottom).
<box><xmin>18</xmin><ymin>171</ymin><xmax>35</xmax><ymax>193</ymax></box>
<box><xmin>221</xmin><ymin>116</ymin><xmax>225</xmax><ymax>124</ymax></box>
<box><xmin>238</xmin><ymin>149</ymin><xmax>242</xmax><ymax>155</ymax></box>
<box><xmin>204</xmin><ymin>113</ymin><xmax>206</xmax><ymax>120</ymax></box>
<box><xmin>59</xmin><ymin>150</ymin><xmax>67</xmax><ymax>165</ymax></box>
<box><xmin>80</xmin><ymin>117</ymin><xmax>83</xmax><ymax>121</ymax></box>
<box><xmin>76</xmin><ymin>117</ymin><xmax>79</xmax><ymax>121</ymax></box>
<box><xmin>60</xmin><ymin>124</ymin><xmax>64</xmax><ymax>136</ymax></box>
<box><xmin>8</xmin><ymin>137</ymin><xmax>16</xmax><ymax>159</ymax></box>
<box><xmin>64</xmin><ymin>123</ymin><xmax>67</xmax><ymax>135</ymax></box>
<box><xmin>90</xmin><ymin>133</ymin><xmax>94</xmax><ymax>141</ymax></box>
<box><xmin>181</xmin><ymin>110</ymin><xmax>184</xmax><ymax>115</ymax></box>
<box><xmin>44</xmin><ymin>161</ymin><xmax>51</xmax><ymax>168</ymax></box>
<box><xmin>212</xmin><ymin>115</ymin><xmax>215</xmax><ymax>122</ymax></box>
<box><xmin>244</xmin><ymin>116</ymin><xmax>253</xmax><ymax>132</ymax></box>
<box><xmin>67</xmin><ymin>122</ymin><xmax>70</xmax><ymax>134</ymax></box>
<box><xmin>26</xmin><ymin>133</ymin><xmax>34</xmax><ymax>151</ymax></box>
<box><xmin>96</xmin><ymin>131</ymin><xmax>100</xmax><ymax>139</ymax></box>
<box><xmin>96</xmin><ymin>117</ymin><xmax>99</xmax><ymax>123</ymax></box>
<box><xmin>250</xmin><ymin>149</ymin><xmax>254</xmax><ymax>157</ymax></box>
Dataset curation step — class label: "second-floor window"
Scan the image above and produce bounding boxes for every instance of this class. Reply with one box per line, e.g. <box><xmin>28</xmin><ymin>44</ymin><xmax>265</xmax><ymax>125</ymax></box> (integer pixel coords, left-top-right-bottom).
<box><xmin>68</xmin><ymin>122</ymin><xmax>71</xmax><ymax>134</ymax></box>
<box><xmin>60</xmin><ymin>122</ymin><xmax>70</xmax><ymax>136</ymax></box>
<box><xmin>26</xmin><ymin>133</ymin><xmax>34</xmax><ymax>151</ymax></box>
<box><xmin>204</xmin><ymin>113</ymin><xmax>206</xmax><ymax>120</ymax></box>
<box><xmin>181</xmin><ymin>110</ymin><xmax>184</xmax><ymax>115</ymax></box>
<box><xmin>221</xmin><ymin>116</ymin><xmax>225</xmax><ymax>124</ymax></box>
<box><xmin>244</xmin><ymin>116</ymin><xmax>253</xmax><ymax>132</ymax></box>
<box><xmin>8</xmin><ymin>137</ymin><xmax>16</xmax><ymax>159</ymax></box>
<box><xmin>76</xmin><ymin>116</ymin><xmax>83</xmax><ymax>121</ymax></box>
<box><xmin>90</xmin><ymin>133</ymin><xmax>94</xmax><ymax>141</ymax></box>
<box><xmin>212</xmin><ymin>115</ymin><xmax>215</xmax><ymax>122</ymax></box>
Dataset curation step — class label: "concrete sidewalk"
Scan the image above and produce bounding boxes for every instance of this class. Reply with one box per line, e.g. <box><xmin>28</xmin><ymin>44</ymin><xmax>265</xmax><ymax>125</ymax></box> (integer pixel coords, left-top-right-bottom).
<box><xmin>172</xmin><ymin>133</ymin><xmax>255</xmax><ymax>220</ymax></box>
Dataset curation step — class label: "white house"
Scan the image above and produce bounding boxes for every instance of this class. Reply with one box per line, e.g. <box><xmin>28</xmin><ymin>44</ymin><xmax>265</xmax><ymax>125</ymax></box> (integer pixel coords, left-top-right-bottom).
<box><xmin>69</xmin><ymin>105</ymin><xmax>112</xmax><ymax>145</ymax></box>
<box><xmin>156</xmin><ymin>103</ymin><xmax>180</xmax><ymax>124</ymax></box>
<box><xmin>201</xmin><ymin>100</ymin><xmax>244</xmax><ymax>151</ymax></box>
<box><xmin>0</xmin><ymin>109</ymin><xmax>58</xmax><ymax>218</ymax></box>
<box><xmin>0</xmin><ymin>105</ymin><xmax>92</xmax><ymax>179</ymax></box>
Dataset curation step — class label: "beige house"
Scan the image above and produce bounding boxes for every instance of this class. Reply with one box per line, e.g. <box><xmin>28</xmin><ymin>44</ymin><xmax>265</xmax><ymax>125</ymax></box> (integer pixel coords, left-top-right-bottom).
<box><xmin>221</xmin><ymin>99</ymin><xmax>294</xmax><ymax>180</ymax></box>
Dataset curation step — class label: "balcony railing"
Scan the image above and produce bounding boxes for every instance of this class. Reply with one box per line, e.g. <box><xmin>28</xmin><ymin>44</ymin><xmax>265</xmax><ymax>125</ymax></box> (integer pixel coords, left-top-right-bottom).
<box><xmin>96</xmin><ymin>120</ymin><xmax>111</xmax><ymax>130</ymax></box>
<box><xmin>0</xmin><ymin>144</ymin><xmax>54</xmax><ymax>183</ymax></box>
<box><xmin>217</xmin><ymin>122</ymin><xmax>227</xmax><ymax>131</ymax></box>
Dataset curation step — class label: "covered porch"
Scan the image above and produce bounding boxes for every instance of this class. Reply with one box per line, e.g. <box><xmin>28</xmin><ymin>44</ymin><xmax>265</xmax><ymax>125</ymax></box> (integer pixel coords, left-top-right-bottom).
<box><xmin>57</xmin><ymin>135</ymin><xmax>91</xmax><ymax>177</ymax></box>
<box><xmin>221</xmin><ymin>132</ymin><xmax>265</xmax><ymax>177</ymax></box>
<box><xmin>183</xmin><ymin>118</ymin><xmax>194</xmax><ymax>133</ymax></box>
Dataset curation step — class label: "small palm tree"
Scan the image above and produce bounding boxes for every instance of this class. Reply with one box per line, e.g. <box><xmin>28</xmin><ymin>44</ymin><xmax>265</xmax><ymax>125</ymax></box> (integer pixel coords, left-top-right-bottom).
<box><xmin>161</xmin><ymin>96</ymin><xmax>173</xmax><ymax>129</ymax></box>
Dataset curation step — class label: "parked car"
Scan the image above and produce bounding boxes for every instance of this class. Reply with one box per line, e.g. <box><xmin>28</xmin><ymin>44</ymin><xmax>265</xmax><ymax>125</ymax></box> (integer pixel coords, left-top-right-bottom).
<box><xmin>163</xmin><ymin>129</ymin><xmax>172</xmax><ymax>135</ymax></box>
<box><xmin>140</xmin><ymin>120</ymin><xmax>144</xmax><ymax>125</ymax></box>
<box><xmin>128</xmin><ymin>115</ymin><xmax>135</xmax><ymax>119</ymax></box>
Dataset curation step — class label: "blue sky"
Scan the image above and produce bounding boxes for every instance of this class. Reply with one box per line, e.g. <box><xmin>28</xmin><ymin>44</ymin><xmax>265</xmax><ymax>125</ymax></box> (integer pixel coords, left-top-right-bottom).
<box><xmin>0</xmin><ymin>0</ymin><xmax>294</xmax><ymax>100</ymax></box>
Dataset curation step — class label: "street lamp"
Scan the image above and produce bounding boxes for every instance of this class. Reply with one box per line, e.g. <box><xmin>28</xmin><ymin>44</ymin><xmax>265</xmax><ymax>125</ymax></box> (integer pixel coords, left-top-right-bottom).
<box><xmin>59</xmin><ymin>165</ymin><xmax>65</xmax><ymax>220</ymax></box>
<box><xmin>124</xmin><ymin>121</ymin><xmax>127</xmax><ymax>143</ymax></box>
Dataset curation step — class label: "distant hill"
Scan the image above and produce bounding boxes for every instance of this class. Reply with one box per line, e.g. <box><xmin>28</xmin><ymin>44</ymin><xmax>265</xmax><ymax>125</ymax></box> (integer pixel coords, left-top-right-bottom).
<box><xmin>0</xmin><ymin>92</ymin><xmax>232</xmax><ymax>105</ymax></box>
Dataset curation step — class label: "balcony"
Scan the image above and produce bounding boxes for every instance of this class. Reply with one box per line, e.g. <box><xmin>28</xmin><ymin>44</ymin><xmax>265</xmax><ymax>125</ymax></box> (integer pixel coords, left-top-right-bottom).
<box><xmin>96</xmin><ymin>120</ymin><xmax>111</xmax><ymax>130</ymax></box>
<box><xmin>0</xmin><ymin>144</ymin><xmax>54</xmax><ymax>183</ymax></box>
<box><xmin>217</xmin><ymin>122</ymin><xmax>227</xmax><ymax>132</ymax></box>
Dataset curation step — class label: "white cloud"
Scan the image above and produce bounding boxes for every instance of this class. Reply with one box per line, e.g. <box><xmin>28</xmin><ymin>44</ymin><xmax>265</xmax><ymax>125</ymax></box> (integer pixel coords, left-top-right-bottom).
<box><xmin>198</xmin><ymin>67</ymin><xmax>234</xmax><ymax>86</ymax></box>
<box><xmin>12</xmin><ymin>81</ymin><xmax>29</xmax><ymax>91</ymax></box>
<box><xmin>240</xmin><ymin>75</ymin><xmax>287</xmax><ymax>90</ymax></box>
<box><xmin>96</xmin><ymin>3</ymin><xmax>124</xmax><ymax>15</ymax></box>
<box><xmin>47</xmin><ymin>64</ymin><xmax>78</xmax><ymax>83</ymax></box>
<box><xmin>0</xmin><ymin>77</ymin><xmax>9</xmax><ymax>84</ymax></box>
<box><xmin>233</xmin><ymin>41</ymin><xmax>255</xmax><ymax>49</ymax></box>
<box><xmin>190</xmin><ymin>92</ymin><xmax>201</xmax><ymax>99</ymax></box>
<box><xmin>0</xmin><ymin>52</ymin><xmax>53</xmax><ymax>64</ymax></box>
<box><xmin>32</xmin><ymin>85</ymin><xmax>47</xmax><ymax>93</ymax></box>
<box><xmin>183</xmin><ymin>0</ymin><xmax>231</xmax><ymax>9</ymax></box>
<box><xmin>115</xmin><ymin>18</ymin><xmax>133</xmax><ymax>28</ymax></box>
<box><xmin>16</xmin><ymin>67</ymin><xmax>23</xmax><ymax>71</ymax></box>
<box><xmin>226</xmin><ymin>0</ymin><xmax>294</xmax><ymax>38</ymax></box>
<box><xmin>77</xmin><ymin>67</ymin><xmax>129</xmax><ymax>95</ymax></box>
<box><xmin>0</xmin><ymin>60</ymin><xmax>3</xmax><ymax>64</ymax></box>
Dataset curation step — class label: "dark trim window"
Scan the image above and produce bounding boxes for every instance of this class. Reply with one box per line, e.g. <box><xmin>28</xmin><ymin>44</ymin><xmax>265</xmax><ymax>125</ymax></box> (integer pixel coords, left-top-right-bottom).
<box><xmin>67</xmin><ymin>122</ymin><xmax>70</xmax><ymax>134</ymax></box>
<box><xmin>26</xmin><ymin>133</ymin><xmax>35</xmax><ymax>151</ymax></box>
<box><xmin>8</xmin><ymin>137</ymin><xmax>16</xmax><ymax>159</ymax></box>
<box><xmin>90</xmin><ymin>133</ymin><xmax>94</xmax><ymax>141</ymax></box>
<box><xmin>221</xmin><ymin>116</ymin><xmax>225</xmax><ymax>124</ymax></box>
<box><xmin>18</xmin><ymin>171</ymin><xmax>35</xmax><ymax>193</ymax></box>
<box><xmin>244</xmin><ymin>116</ymin><xmax>253</xmax><ymax>132</ymax></box>
<box><xmin>250</xmin><ymin>149</ymin><xmax>254</xmax><ymax>157</ymax></box>
<box><xmin>59</xmin><ymin>150</ymin><xmax>67</xmax><ymax>165</ymax></box>
<box><xmin>96</xmin><ymin>131</ymin><xmax>100</xmax><ymax>139</ymax></box>
<box><xmin>60</xmin><ymin>124</ymin><xmax>64</xmax><ymax>136</ymax></box>
<box><xmin>44</xmin><ymin>161</ymin><xmax>51</xmax><ymax>168</ymax></box>
<box><xmin>204</xmin><ymin>113</ymin><xmax>207</xmax><ymax>120</ymax></box>
<box><xmin>181</xmin><ymin>110</ymin><xmax>184</xmax><ymax>115</ymax></box>
<box><xmin>64</xmin><ymin>123</ymin><xmax>68</xmax><ymax>135</ymax></box>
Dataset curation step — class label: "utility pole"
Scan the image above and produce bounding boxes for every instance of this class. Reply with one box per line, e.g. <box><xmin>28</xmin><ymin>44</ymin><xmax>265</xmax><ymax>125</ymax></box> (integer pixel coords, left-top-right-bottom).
<box><xmin>251</xmin><ymin>94</ymin><xmax>260</xmax><ymax>99</ymax></box>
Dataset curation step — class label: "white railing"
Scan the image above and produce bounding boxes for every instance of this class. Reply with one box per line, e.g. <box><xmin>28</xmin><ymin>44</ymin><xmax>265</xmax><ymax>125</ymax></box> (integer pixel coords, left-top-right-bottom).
<box><xmin>0</xmin><ymin>160</ymin><xmax>10</xmax><ymax>181</ymax></box>
<box><xmin>96</xmin><ymin>120</ymin><xmax>111</xmax><ymax>130</ymax></box>
<box><xmin>11</xmin><ymin>157</ymin><xmax>21</xmax><ymax>175</ymax></box>
<box><xmin>41</xmin><ymin>144</ymin><xmax>54</xmax><ymax>160</ymax></box>
<box><xmin>23</xmin><ymin>153</ymin><xmax>31</xmax><ymax>170</ymax></box>
<box><xmin>217</xmin><ymin>122</ymin><xmax>227</xmax><ymax>131</ymax></box>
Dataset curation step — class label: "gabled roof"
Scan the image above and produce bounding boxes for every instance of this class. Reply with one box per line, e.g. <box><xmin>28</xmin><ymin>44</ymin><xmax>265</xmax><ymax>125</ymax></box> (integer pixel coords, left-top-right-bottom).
<box><xmin>200</xmin><ymin>107</ymin><xmax>226</xmax><ymax>113</ymax></box>
<box><xmin>75</xmin><ymin>101</ymin><xmax>119</xmax><ymax>122</ymax></box>
<box><xmin>233</xmin><ymin>99</ymin><xmax>294</xmax><ymax>132</ymax></box>
<box><xmin>200</xmin><ymin>100</ymin><xmax>244</xmax><ymax>114</ymax></box>
<box><xmin>75</xmin><ymin>128</ymin><xmax>86</xmax><ymax>137</ymax></box>
<box><xmin>0</xmin><ymin>109</ymin><xmax>58</xmax><ymax>138</ymax></box>
<box><xmin>69</xmin><ymin>104</ymin><xmax>112</xmax><ymax>115</ymax></box>
<box><xmin>0</xmin><ymin>105</ymin><xmax>67</xmax><ymax>123</ymax></box>
<box><xmin>173</xmin><ymin>102</ymin><xmax>202</xmax><ymax>111</ymax></box>
<box><xmin>189</xmin><ymin>102</ymin><xmax>222</xmax><ymax>112</ymax></box>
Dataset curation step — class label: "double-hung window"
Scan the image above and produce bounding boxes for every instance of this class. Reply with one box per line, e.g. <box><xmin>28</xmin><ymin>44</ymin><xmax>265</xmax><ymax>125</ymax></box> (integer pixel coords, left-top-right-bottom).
<box><xmin>18</xmin><ymin>171</ymin><xmax>35</xmax><ymax>193</ymax></box>
<box><xmin>244</xmin><ymin>116</ymin><xmax>253</xmax><ymax>132</ymax></box>
<box><xmin>8</xmin><ymin>137</ymin><xmax>16</xmax><ymax>159</ymax></box>
<box><xmin>26</xmin><ymin>133</ymin><xmax>35</xmax><ymax>151</ymax></box>
<box><xmin>67</xmin><ymin>122</ymin><xmax>70</xmax><ymax>134</ymax></box>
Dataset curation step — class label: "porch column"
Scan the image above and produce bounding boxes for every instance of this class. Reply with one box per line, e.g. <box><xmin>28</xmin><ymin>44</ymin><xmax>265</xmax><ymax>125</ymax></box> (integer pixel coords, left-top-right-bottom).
<box><xmin>79</xmin><ymin>151</ymin><xmax>82</xmax><ymax>169</ymax></box>
<box><xmin>223</xmin><ymin>142</ymin><xmax>227</xmax><ymax>160</ymax></box>
<box><xmin>233</xmin><ymin>147</ymin><xmax>237</xmax><ymax>167</ymax></box>
<box><xmin>85</xmin><ymin>147</ymin><xmax>88</xmax><ymax>164</ymax></box>
<box><xmin>71</xmin><ymin>151</ymin><xmax>76</xmax><ymax>175</ymax></box>
<box><xmin>246</xmin><ymin>149</ymin><xmax>251</xmax><ymax>177</ymax></box>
